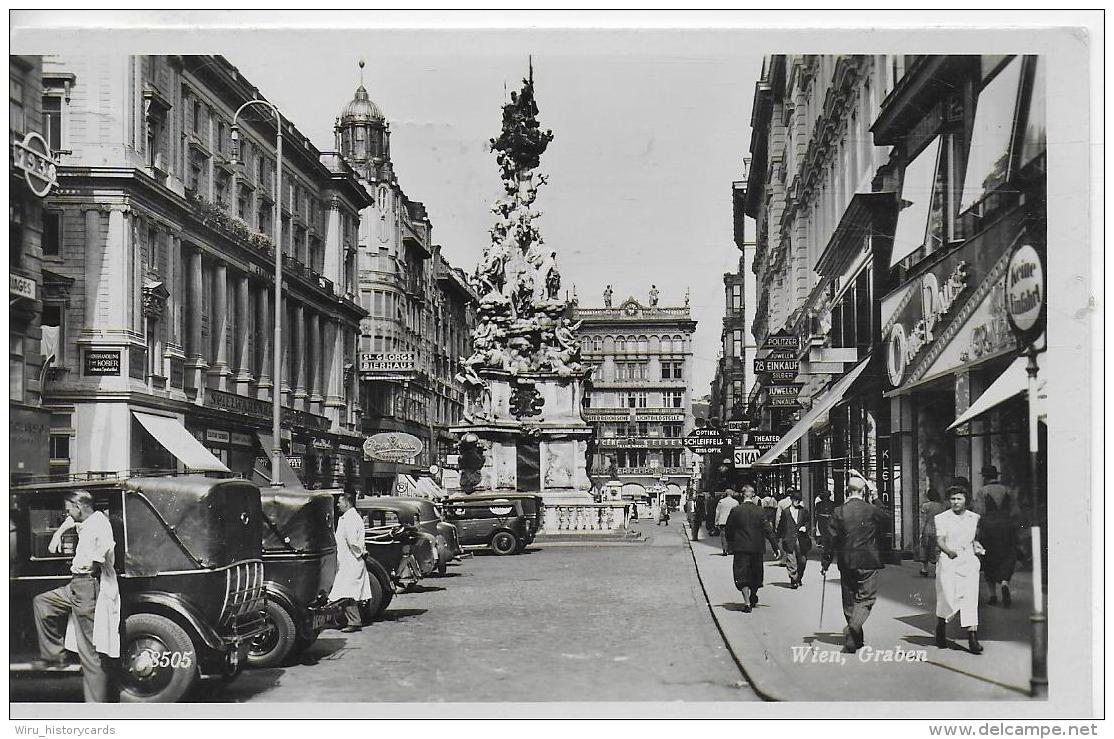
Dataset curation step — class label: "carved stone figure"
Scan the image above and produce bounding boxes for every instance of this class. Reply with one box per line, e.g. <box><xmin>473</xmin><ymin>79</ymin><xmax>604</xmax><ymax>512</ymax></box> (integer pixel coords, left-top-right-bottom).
<box><xmin>603</xmin><ymin>284</ymin><xmax>613</xmax><ymax>308</ymax></box>
<box><xmin>544</xmin><ymin>252</ymin><xmax>561</xmax><ymax>300</ymax></box>
<box><xmin>648</xmin><ymin>284</ymin><xmax>659</xmax><ymax>307</ymax></box>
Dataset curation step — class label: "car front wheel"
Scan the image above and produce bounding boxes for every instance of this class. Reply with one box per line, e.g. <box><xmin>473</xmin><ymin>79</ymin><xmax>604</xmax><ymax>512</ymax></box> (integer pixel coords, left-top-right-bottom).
<box><xmin>120</xmin><ymin>613</ymin><xmax>200</xmax><ymax>703</ymax></box>
<box><xmin>490</xmin><ymin>531</ymin><xmax>519</xmax><ymax>555</ymax></box>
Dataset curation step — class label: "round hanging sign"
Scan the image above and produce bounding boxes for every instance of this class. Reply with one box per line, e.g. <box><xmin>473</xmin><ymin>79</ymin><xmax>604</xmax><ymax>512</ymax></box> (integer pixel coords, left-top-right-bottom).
<box><xmin>363</xmin><ymin>432</ymin><xmax>424</xmax><ymax>462</ymax></box>
<box><xmin>1004</xmin><ymin>243</ymin><xmax>1045</xmax><ymax>344</ymax></box>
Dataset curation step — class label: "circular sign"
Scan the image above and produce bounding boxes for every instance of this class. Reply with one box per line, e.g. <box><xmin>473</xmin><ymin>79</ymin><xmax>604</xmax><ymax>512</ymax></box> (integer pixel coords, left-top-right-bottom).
<box><xmin>363</xmin><ymin>432</ymin><xmax>424</xmax><ymax>462</ymax></box>
<box><xmin>14</xmin><ymin>131</ymin><xmax>58</xmax><ymax>197</ymax></box>
<box><xmin>885</xmin><ymin>323</ymin><xmax>908</xmax><ymax>387</ymax></box>
<box><xmin>1005</xmin><ymin>243</ymin><xmax>1045</xmax><ymax>344</ymax></box>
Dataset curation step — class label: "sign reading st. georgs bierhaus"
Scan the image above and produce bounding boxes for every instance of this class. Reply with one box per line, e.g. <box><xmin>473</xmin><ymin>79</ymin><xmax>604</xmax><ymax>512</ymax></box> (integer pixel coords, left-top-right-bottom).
<box><xmin>359</xmin><ymin>352</ymin><xmax>416</xmax><ymax>374</ymax></box>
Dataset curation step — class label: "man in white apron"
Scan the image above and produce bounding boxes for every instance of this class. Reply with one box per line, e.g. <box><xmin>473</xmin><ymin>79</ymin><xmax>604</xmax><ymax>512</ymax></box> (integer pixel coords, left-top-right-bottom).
<box><xmin>934</xmin><ymin>486</ymin><xmax>986</xmax><ymax>654</ymax></box>
<box><xmin>33</xmin><ymin>490</ymin><xmax>121</xmax><ymax>702</ymax></box>
<box><xmin>329</xmin><ymin>494</ymin><xmax>373</xmax><ymax>632</ymax></box>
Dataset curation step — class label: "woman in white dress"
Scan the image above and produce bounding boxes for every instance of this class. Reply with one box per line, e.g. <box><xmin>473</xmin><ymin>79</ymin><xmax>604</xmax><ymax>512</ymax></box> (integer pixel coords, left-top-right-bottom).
<box><xmin>934</xmin><ymin>485</ymin><xmax>986</xmax><ymax>654</ymax></box>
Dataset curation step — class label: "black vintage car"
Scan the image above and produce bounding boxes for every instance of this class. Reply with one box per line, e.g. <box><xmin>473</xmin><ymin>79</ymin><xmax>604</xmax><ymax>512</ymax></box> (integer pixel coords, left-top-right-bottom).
<box><xmin>440</xmin><ymin>498</ymin><xmax>534</xmax><ymax>555</ymax></box>
<box><xmin>355</xmin><ymin>499</ymin><xmax>434</xmax><ymax>590</ymax></box>
<box><xmin>248</xmin><ymin>488</ymin><xmax>344</xmax><ymax>668</ymax></box>
<box><xmin>441</xmin><ymin>493</ymin><xmax>544</xmax><ymax>552</ymax></box>
<box><xmin>365</xmin><ymin>497</ymin><xmax>462</xmax><ymax>576</ymax></box>
<box><xmin>9</xmin><ymin>474</ymin><xmax>269</xmax><ymax>702</ymax></box>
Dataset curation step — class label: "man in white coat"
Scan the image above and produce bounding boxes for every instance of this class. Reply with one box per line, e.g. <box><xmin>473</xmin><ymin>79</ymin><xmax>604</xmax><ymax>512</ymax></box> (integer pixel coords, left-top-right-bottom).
<box><xmin>33</xmin><ymin>490</ymin><xmax>121</xmax><ymax>702</ymax></box>
<box><xmin>329</xmin><ymin>494</ymin><xmax>374</xmax><ymax>632</ymax></box>
<box><xmin>714</xmin><ymin>488</ymin><xmax>740</xmax><ymax>555</ymax></box>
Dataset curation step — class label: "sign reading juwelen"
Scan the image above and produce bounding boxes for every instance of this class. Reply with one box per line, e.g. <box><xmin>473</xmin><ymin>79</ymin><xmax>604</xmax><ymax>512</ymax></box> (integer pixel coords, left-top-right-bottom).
<box><xmin>359</xmin><ymin>352</ymin><xmax>416</xmax><ymax>373</ymax></box>
<box><xmin>1005</xmin><ymin>243</ymin><xmax>1045</xmax><ymax>345</ymax></box>
<box><xmin>363</xmin><ymin>431</ymin><xmax>424</xmax><ymax>462</ymax></box>
<box><xmin>754</xmin><ymin>350</ymin><xmax>801</xmax><ymax>380</ymax></box>
<box><xmin>766</xmin><ymin>383</ymin><xmax>802</xmax><ymax>408</ymax></box>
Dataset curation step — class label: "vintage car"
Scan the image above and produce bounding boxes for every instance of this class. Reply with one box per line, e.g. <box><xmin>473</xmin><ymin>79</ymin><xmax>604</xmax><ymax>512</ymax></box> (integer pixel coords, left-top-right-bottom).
<box><xmin>366</xmin><ymin>497</ymin><xmax>463</xmax><ymax>576</ymax></box>
<box><xmin>439</xmin><ymin>497</ymin><xmax>534</xmax><ymax>555</ymax></box>
<box><xmin>441</xmin><ymin>493</ymin><xmax>544</xmax><ymax>551</ymax></box>
<box><xmin>249</xmin><ymin>488</ymin><xmax>346</xmax><ymax>669</ymax></box>
<box><xmin>355</xmin><ymin>499</ymin><xmax>437</xmax><ymax>589</ymax></box>
<box><xmin>9</xmin><ymin>474</ymin><xmax>269</xmax><ymax>703</ymax></box>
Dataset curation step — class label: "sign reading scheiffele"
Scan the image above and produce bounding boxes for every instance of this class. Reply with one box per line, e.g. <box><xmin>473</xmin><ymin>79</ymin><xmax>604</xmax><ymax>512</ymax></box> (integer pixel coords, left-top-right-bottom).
<box><xmin>364</xmin><ymin>431</ymin><xmax>424</xmax><ymax>462</ymax></box>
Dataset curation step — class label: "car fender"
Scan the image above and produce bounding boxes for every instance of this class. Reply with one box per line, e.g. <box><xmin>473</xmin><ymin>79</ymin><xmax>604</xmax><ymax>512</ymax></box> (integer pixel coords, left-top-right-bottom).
<box><xmin>124</xmin><ymin>592</ymin><xmax>226</xmax><ymax>652</ymax></box>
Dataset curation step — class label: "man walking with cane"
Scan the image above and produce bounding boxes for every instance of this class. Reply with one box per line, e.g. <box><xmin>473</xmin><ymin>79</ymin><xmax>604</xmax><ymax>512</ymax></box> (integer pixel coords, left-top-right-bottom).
<box><xmin>820</xmin><ymin>475</ymin><xmax>892</xmax><ymax>653</ymax></box>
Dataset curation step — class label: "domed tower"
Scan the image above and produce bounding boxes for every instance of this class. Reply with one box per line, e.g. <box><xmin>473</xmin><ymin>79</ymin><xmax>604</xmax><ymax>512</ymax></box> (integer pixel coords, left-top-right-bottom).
<box><xmin>335</xmin><ymin>59</ymin><xmax>392</xmax><ymax>182</ymax></box>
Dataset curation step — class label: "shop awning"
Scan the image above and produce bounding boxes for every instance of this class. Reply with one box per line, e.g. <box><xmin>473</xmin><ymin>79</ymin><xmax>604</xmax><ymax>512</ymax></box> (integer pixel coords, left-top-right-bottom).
<box><xmin>752</xmin><ymin>357</ymin><xmax>871</xmax><ymax>467</ymax></box>
<box><xmin>255</xmin><ymin>432</ymin><xmax>307</xmax><ymax>490</ymax></box>
<box><xmin>947</xmin><ymin>356</ymin><xmax>1047</xmax><ymax>431</ymax></box>
<box><xmin>132</xmin><ymin>411</ymin><xmax>230</xmax><ymax>473</ymax></box>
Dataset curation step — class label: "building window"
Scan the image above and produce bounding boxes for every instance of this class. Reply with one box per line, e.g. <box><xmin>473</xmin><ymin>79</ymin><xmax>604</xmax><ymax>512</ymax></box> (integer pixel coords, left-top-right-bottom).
<box><xmin>664</xmin><ymin>390</ymin><xmax>683</xmax><ymax>408</ymax></box>
<box><xmin>661</xmin><ymin>361</ymin><xmax>683</xmax><ymax>380</ymax></box>
<box><xmin>43</xmin><ymin>211</ymin><xmax>62</xmax><ymax>257</ymax></box>
<box><xmin>49</xmin><ymin>434</ymin><xmax>70</xmax><ymax>462</ymax></box>
<box><xmin>892</xmin><ymin>135</ymin><xmax>942</xmax><ymax>267</ymax></box>
<box><xmin>732</xmin><ymin>329</ymin><xmax>743</xmax><ymax>358</ymax></box>
<box><xmin>41</xmin><ymin>304</ymin><xmax>64</xmax><ymax>363</ymax></box>
<box><xmin>636</xmin><ymin>392</ymin><xmax>648</xmax><ymax>408</ymax></box>
<box><xmin>1019</xmin><ymin>57</ymin><xmax>1046</xmax><ymax>169</ymax></box>
<box><xmin>10</xmin><ymin>75</ymin><xmax>25</xmax><ymax>134</ymax></box>
<box><xmin>662</xmin><ymin>449</ymin><xmax>682</xmax><ymax>468</ymax></box>
<box><xmin>10</xmin><ymin>335</ymin><xmax>24</xmax><ymax>402</ymax></box>
<box><xmin>215</xmin><ymin>170</ymin><xmax>231</xmax><ymax>210</ymax></box>
<box><xmin>42</xmin><ymin>95</ymin><xmax>63</xmax><ymax>152</ymax></box>
<box><xmin>959</xmin><ymin>56</ymin><xmax>1024</xmax><ymax>214</ymax></box>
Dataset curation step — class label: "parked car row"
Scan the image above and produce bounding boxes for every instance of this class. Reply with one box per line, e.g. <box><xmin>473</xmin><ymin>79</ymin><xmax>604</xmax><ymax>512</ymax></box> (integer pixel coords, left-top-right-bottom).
<box><xmin>9</xmin><ymin>473</ymin><xmax>545</xmax><ymax>703</ymax></box>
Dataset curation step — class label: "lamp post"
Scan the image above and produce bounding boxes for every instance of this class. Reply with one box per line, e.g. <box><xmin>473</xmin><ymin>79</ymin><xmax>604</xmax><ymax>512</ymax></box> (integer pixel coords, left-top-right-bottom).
<box><xmin>231</xmin><ymin>100</ymin><xmax>283</xmax><ymax>487</ymax></box>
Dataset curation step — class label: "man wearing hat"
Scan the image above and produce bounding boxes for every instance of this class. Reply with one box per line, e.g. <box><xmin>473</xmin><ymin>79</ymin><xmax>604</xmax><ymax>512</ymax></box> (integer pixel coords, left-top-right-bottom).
<box><xmin>821</xmin><ymin>475</ymin><xmax>892</xmax><ymax>653</ymax></box>
<box><xmin>724</xmin><ymin>487</ymin><xmax>780</xmax><ymax>612</ymax></box>
<box><xmin>776</xmin><ymin>490</ymin><xmax>812</xmax><ymax>588</ymax></box>
<box><xmin>974</xmin><ymin>465</ymin><xmax>1020</xmax><ymax>607</ymax></box>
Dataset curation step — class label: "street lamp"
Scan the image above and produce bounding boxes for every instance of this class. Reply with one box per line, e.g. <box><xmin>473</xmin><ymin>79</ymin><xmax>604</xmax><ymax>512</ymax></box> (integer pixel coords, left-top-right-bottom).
<box><xmin>231</xmin><ymin>100</ymin><xmax>283</xmax><ymax>487</ymax></box>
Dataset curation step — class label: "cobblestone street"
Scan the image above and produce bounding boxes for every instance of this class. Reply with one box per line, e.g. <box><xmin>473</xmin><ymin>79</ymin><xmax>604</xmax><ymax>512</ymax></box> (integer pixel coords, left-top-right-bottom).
<box><xmin>12</xmin><ymin>521</ymin><xmax>757</xmax><ymax>704</ymax></box>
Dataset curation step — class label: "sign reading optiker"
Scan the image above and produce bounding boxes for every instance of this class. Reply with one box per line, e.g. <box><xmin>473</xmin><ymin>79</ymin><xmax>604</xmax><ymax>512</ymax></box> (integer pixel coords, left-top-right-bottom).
<box><xmin>359</xmin><ymin>352</ymin><xmax>416</xmax><ymax>373</ymax></box>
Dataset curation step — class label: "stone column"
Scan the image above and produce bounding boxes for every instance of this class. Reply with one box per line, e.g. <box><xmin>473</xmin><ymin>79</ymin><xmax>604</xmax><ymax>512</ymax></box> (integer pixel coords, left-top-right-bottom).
<box><xmin>309</xmin><ymin>312</ymin><xmax>326</xmax><ymax>415</ymax></box>
<box><xmin>235</xmin><ymin>273</ymin><xmax>254</xmax><ymax>395</ymax></box>
<box><xmin>293</xmin><ymin>302</ymin><xmax>308</xmax><ymax>408</ymax></box>
<box><xmin>325</xmin><ymin>320</ymin><xmax>345</xmax><ymax>428</ymax></box>
<box><xmin>255</xmin><ymin>285</ymin><xmax>273</xmax><ymax>401</ymax></box>
<box><xmin>324</xmin><ymin>196</ymin><xmax>343</xmax><ymax>290</ymax></box>
<box><xmin>81</xmin><ymin>207</ymin><xmax>103</xmax><ymax>333</ymax></box>
<box><xmin>208</xmin><ymin>262</ymin><xmax>230</xmax><ymax>390</ymax></box>
<box><xmin>185</xmin><ymin>247</ymin><xmax>207</xmax><ymax>397</ymax></box>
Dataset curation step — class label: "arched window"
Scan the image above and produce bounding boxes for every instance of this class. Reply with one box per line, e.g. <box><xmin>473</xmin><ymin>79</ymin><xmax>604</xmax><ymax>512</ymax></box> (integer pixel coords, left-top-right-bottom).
<box><xmin>661</xmin><ymin>336</ymin><xmax>672</xmax><ymax>353</ymax></box>
<box><xmin>593</xmin><ymin>337</ymin><xmax>602</xmax><ymax>352</ymax></box>
<box><xmin>638</xmin><ymin>335</ymin><xmax>649</xmax><ymax>353</ymax></box>
<box><xmin>616</xmin><ymin>337</ymin><xmax>625</xmax><ymax>352</ymax></box>
<box><xmin>674</xmin><ymin>335</ymin><xmax>684</xmax><ymax>352</ymax></box>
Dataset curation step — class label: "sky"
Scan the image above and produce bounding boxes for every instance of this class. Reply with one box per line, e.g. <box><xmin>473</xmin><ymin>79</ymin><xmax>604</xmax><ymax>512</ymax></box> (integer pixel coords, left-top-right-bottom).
<box><xmin>224</xmin><ymin>30</ymin><xmax>760</xmax><ymax>395</ymax></box>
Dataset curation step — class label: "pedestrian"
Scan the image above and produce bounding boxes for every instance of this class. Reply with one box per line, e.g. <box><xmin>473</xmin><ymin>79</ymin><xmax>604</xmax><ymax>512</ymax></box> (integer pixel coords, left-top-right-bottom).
<box><xmin>657</xmin><ymin>501</ymin><xmax>670</xmax><ymax>526</ymax></box>
<box><xmin>934</xmin><ymin>485</ymin><xmax>986</xmax><ymax>654</ymax></box>
<box><xmin>724</xmin><ymin>488</ymin><xmax>780</xmax><ymax>612</ymax></box>
<box><xmin>918</xmin><ymin>488</ymin><xmax>946</xmax><ymax>577</ymax></box>
<box><xmin>688</xmin><ymin>495</ymin><xmax>705</xmax><ymax>540</ymax></box>
<box><xmin>630</xmin><ymin>500</ymin><xmax>640</xmax><ymax>521</ymax></box>
<box><xmin>813</xmin><ymin>488</ymin><xmax>834</xmax><ymax>552</ymax></box>
<box><xmin>820</xmin><ymin>477</ymin><xmax>893</xmax><ymax>654</ymax></box>
<box><xmin>32</xmin><ymin>490</ymin><xmax>121</xmax><ymax>702</ymax></box>
<box><xmin>760</xmin><ymin>494</ymin><xmax>779</xmax><ymax>557</ymax></box>
<box><xmin>776</xmin><ymin>489</ymin><xmax>812</xmax><ymax>588</ymax></box>
<box><xmin>714</xmin><ymin>488</ymin><xmax>740</xmax><ymax>555</ymax></box>
<box><xmin>974</xmin><ymin>466</ymin><xmax>1019</xmax><ymax>607</ymax></box>
<box><xmin>773</xmin><ymin>491</ymin><xmax>794</xmax><ymax>534</ymax></box>
<box><xmin>329</xmin><ymin>494</ymin><xmax>374</xmax><ymax>633</ymax></box>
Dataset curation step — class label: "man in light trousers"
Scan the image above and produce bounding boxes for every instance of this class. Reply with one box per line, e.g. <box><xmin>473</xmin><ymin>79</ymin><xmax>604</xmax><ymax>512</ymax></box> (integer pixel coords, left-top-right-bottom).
<box><xmin>714</xmin><ymin>488</ymin><xmax>740</xmax><ymax>555</ymax></box>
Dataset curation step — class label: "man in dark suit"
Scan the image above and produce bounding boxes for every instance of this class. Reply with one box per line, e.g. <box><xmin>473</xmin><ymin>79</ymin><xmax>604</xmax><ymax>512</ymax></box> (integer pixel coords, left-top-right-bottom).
<box><xmin>776</xmin><ymin>489</ymin><xmax>812</xmax><ymax>588</ymax></box>
<box><xmin>725</xmin><ymin>488</ymin><xmax>780</xmax><ymax>612</ymax></box>
<box><xmin>821</xmin><ymin>476</ymin><xmax>893</xmax><ymax>653</ymax></box>
<box><xmin>689</xmin><ymin>494</ymin><xmax>706</xmax><ymax>541</ymax></box>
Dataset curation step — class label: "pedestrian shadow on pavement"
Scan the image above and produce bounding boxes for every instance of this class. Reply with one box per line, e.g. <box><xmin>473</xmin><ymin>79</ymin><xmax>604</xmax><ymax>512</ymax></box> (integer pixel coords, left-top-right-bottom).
<box><xmin>802</xmin><ymin>632</ymin><xmax>848</xmax><ymax>648</ymax></box>
<box><xmin>769</xmin><ymin>581</ymin><xmax>797</xmax><ymax>589</ymax></box>
<box><xmin>404</xmin><ymin>583</ymin><xmax>446</xmax><ymax>594</ymax></box>
<box><xmin>720</xmin><ymin>602</ymin><xmax>770</xmax><ymax>612</ymax></box>
<box><xmin>378</xmin><ymin>608</ymin><xmax>428</xmax><ymax>622</ymax></box>
<box><xmin>297</xmin><ymin>637</ymin><xmax>347</xmax><ymax>665</ymax></box>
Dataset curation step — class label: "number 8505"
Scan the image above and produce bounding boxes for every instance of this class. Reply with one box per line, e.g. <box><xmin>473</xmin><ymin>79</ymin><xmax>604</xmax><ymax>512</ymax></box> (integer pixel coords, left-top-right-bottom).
<box><xmin>143</xmin><ymin>649</ymin><xmax>193</xmax><ymax>668</ymax></box>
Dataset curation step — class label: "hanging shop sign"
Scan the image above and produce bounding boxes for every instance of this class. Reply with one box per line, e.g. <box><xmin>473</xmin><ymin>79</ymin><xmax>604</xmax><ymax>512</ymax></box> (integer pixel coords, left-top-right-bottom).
<box><xmin>762</xmin><ymin>330</ymin><xmax>800</xmax><ymax>352</ymax></box>
<box><xmin>1004</xmin><ymin>243</ymin><xmax>1045</xmax><ymax>345</ymax></box>
<box><xmin>750</xmin><ymin>434</ymin><xmax>781</xmax><ymax>452</ymax></box>
<box><xmin>364</xmin><ymin>431</ymin><xmax>424</xmax><ymax>462</ymax></box>
<box><xmin>359</xmin><ymin>352</ymin><xmax>416</xmax><ymax>374</ymax></box>
<box><xmin>682</xmin><ymin>428</ymin><xmax>731</xmax><ymax>453</ymax></box>
<box><xmin>732</xmin><ymin>447</ymin><xmax>760</xmax><ymax>468</ymax></box>
<box><xmin>10</xmin><ymin>273</ymin><xmax>36</xmax><ymax>301</ymax></box>
<box><xmin>755</xmin><ymin>349</ymin><xmax>801</xmax><ymax>379</ymax></box>
<box><xmin>204</xmin><ymin>388</ymin><xmax>330</xmax><ymax>431</ymax></box>
<box><xmin>725</xmin><ymin>420</ymin><xmax>748</xmax><ymax>433</ymax></box>
<box><xmin>11</xmin><ymin>131</ymin><xmax>58</xmax><ymax>197</ymax></box>
<box><xmin>83</xmin><ymin>350</ymin><xmax>121</xmax><ymax>376</ymax></box>
<box><xmin>765</xmin><ymin>384</ymin><xmax>803</xmax><ymax>408</ymax></box>
<box><xmin>230</xmin><ymin>432</ymin><xmax>255</xmax><ymax>447</ymax></box>
<box><xmin>205</xmin><ymin>429</ymin><xmax>231</xmax><ymax>444</ymax></box>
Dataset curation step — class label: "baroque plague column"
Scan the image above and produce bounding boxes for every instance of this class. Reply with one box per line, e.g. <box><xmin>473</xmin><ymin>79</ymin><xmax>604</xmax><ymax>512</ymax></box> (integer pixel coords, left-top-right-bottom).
<box><xmin>451</xmin><ymin>64</ymin><xmax>596</xmax><ymax>510</ymax></box>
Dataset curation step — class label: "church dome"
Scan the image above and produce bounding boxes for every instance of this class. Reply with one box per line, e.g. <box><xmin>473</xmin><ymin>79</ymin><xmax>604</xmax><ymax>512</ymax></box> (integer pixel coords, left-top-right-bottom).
<box><xmin>339</xmin><ymin>84</ymin><xmax>385</xmax><ymax>124</ymax></box>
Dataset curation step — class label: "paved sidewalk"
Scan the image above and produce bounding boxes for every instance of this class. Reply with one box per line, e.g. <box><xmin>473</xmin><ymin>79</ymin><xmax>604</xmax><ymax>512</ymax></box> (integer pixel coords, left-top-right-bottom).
<box><xmin>684</xmin><ymin>522</ymin><xmax>1037</xmax><ymax>702</ymax></box>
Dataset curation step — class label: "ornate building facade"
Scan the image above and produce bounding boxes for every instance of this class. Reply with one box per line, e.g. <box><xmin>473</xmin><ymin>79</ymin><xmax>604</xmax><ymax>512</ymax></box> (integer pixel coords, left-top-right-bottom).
<box><xmin>36</xmin><ymin>54</ymin><xmax>369</xmax><ymax>488</ymax></box>
<box><xmin>574</xmin><ymin>291</ymin><xmax>697</xmax><ymax>508</ymax></box>
<box><xmin>334</xmin><ymin>66</ymin><xmax>478</xmax><ymax>494</ymax></box>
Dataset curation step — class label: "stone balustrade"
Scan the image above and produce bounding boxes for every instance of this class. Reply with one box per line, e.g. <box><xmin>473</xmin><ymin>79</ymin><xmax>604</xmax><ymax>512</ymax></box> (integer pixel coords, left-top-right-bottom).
<box><xmin>539</xmin><ymin>502</ymin><xmax>631</xmax><ymax>534</ymax></box>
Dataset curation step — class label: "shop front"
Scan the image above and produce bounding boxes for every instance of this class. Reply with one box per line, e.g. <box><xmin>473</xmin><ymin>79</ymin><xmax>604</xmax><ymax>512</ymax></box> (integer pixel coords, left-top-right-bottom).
<box><xmin>882</xmin><ymin>205</ymin><xmax>1043</xmax><ymax>552</ymax></box>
